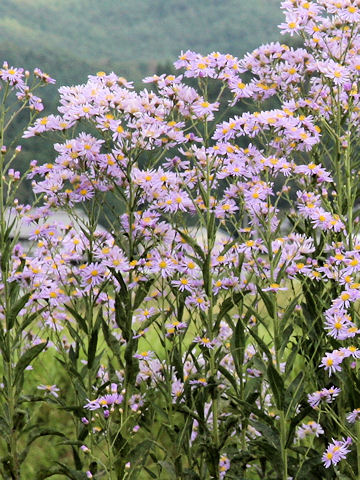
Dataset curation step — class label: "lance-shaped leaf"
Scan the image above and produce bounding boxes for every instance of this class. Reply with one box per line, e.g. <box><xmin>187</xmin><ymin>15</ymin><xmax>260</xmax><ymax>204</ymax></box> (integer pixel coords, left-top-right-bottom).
<box><xmin>256</xmin><ymin>285</ymin><xmax>275</xmax><ymax>318</ymax></box>
<box><xmin>279</xmin><ymin>295</ymin><xmax>300</xmax><ymax>332</ymax></box>
<box><xmin>267</xmin><ymin>363</ymin><xmax>285</xmax><ymax>410</ymax></box>
<box><xmin>124</xmin><ymin>336</ymin><xmax>139</xmax><ymax>388</ymax></box>
<box><xmin>230</xmin><ymin>311</ymin><xmax>249</xmax><ymax>378</ymax></box>
<box><xmin>280</xmin><ymin>324</ymin><xmax>294</xmax><ymax>357</ymax></box>
<box><xmin>176</xmin><ymin>228</ymin><xmax>205</xmax><ymax>261</ymax></box>
<box><xmin>216</xmin><ymin>292</ymin><xmax>244</xmax><ymax>326</ymax></box>
<box><xmin>285</xmin><ymin>371</ymin><xmax>305</xmax><ymax>415</ymax></box>
<box><xmin>65</xmin><ymin>305</ymin><xmax>88</xmax><ymax>334</ymax></box>
<box><xmin>13</xmin><ymin>341</ymin><xmax>47</xmax><ymax>387</ymax></box>
<box><xmin>48</xmin><ymin>463</ymin><xmax>87</xmax><ymax>480</ymax></box>
<box><xmin>87</xmin><ymin>309</ymin><xmax>103</xmax><ymax>369</ymax></box>
<box><xmin>250</xmin><ymin>420</ymin><xmax>280</xmax><ymax>450</ymax></box>
<box><xmin>286</xmin><ymin>405</ymin><xmax>313</xmax><ymax>448</ymax></box>
<box><xmin>133</xmin><ymin>279</ymin><xmax>154</xmax><ymax>310</ymax></box>
<box><xmin>246</xmin><ymin>325</ymin><xmax>272</xmax><ymax>362</ymax></box>
<box><xmin>202</xmin><ymin>252</ymin><xmax>211</xmax><ymax>296</ymax></box>
<box><xmin>7</xmin><ymin>292</ymin><xmax>31</xmax><ymax>330</ymax></box>
<box><xmin>102</xmin><ymin>319</ymin><xmax>122</xmax><ymax>358</ymax></box>
<box><xmin>87</xmin><ymin>329</ymin><xmax>98</xmax><ymax>370</ymax></box>
<box><xmin>0</xmin><ymin>327</ymin><xmax>9</xmax><ymax>362</ymax></box>
<box><xmin>115</xmin><ymin>292</ymin><xmax>130</xmax><ymax>340</ymax></box>
<box><xmin>17</xmin><ymin>306</ymin><xmax>47</xmax><ymax>336</ymax></box>
<box><xmin>20</xmin><ymin>429</ymin><xmax>66</xmax><ymax>464</ymax></box>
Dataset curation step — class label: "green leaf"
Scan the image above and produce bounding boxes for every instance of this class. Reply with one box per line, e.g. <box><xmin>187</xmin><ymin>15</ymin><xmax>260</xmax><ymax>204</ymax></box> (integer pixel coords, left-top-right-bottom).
<box><xmin>244</xmin><ymin>377</ymin><xmax>261</xmax><ymax>403</ymax></box>
<box><xmin>294</xmin><ymin>455</ymin><xmax>323</xmax><ymax>478</ymax></box>
<box><xmin>36</xmin><ymin>467</ymin><xmax>65</xmax><ymax>479</ymax></box>
<box><xmin>218</xmin><ymin>365</ymin><xmax>238</xmax><ymax>391</ymax></box>
<box><xmin>256</xmin><ymin>285</ymin><xmax>275</xmax><ymax>318</ymax></box>
<box><xmin>217</xmin><ymin>292</ymin><xmax>244</xmax><ymax>325</ymax></box>
<box><xmin>207</xmin><ymin>212</ymin><xmax>216</xmax><ymax>246</ymax></box>
<box><xmin>279</xmin><ymin>295</ymin><xmax>300</xmax><ymax>331</ymax></box>
<box><xmin>198</xmin><ymin>180</ymin><xmax>209</xmax><ymax>208</ymax></box>
<box><xmin>7</xmin><ymin>292</ymin><xmax>31</xmax><ymax>330</ymax></box>
<box><xmin>0</xmin><ymin>415</ymin><xmax>9</xmax><ymax>430</ymax></box>
<box><xmin>172</xmin><ymin>344</ymin><xmax>184</xmax><ymax>381</ymax></box>
<box><xmin>176</xmin><ymin>229</ymin><xmax>205</xmax><ymax>261</ymax></box>
<box><xmin>249</xmin><ymin>420</ymin><xmax>280</xmax><ymax>449</ymax></box>
<box><xmin>159</xmin><ymin>461</ymin><xmax>176</xmax><ymax>477</ymax></box>
<box><xmin>127</xmin><ymin>439</ymin><xmax>153</xmax><ymax>466</ymax></box>
<box><xmin>230</xmin><ymin>312</ymin><xmax>248</xmax><ymax>378</ymax></box>
<box><xmin>139</xmin><ymin>312</ymin><xmax>161</xmax><ymax>332</ymax></box>
<box><xmin>0</xmin><ymin>327</ymin><xmax>9</xmax><ymax>362</ymax></box>
<box><xmin>102</xmin><ymin>319</ymin><xmax>121</xmax><ymax>358</ymax></box>
<box><xmin>245</xmin><ymin>304</ymin><xmax>272</xmax><ymax>337</ymax></box>
<box><xmin>143</xmin><ymin>467</ymin><xmax>157</xmax><ymax>479</ymax></box>
<box><xmin>65</xmin><ymin>305</ymin><xmax>88</xmax><ymax>334</ymax></box>
<box><xmin>112</xmin><ymin>270</ymin><xmax>128</xmax><ymax>298</ymax></box>
<box><xmin>93</xmin><ymin>307</ymin><xmax>103</xmax><ymax>331</ymax></box>
<box><xmin>267</xmin><ymin>363</ymin><xmax>284</xmax><ymax>410</ymax></box>
<box><xmin>87</xmin><ymin>309</ymin><xmax>102</xmax><ymax>369</ymax></box>
<box><xmin>285</xmin><ymin>371</ymin><xmax>305</xmax><ymax>414</ymax></box>
<box><xmin>18</xmin><ymin>306</ymin><xmax>47</xmax><ymax>336</ymax></box>
<box><xmin>202</xmin><ymin>252</ymin><xmax>211</xmax><ymax>296</ymax></box>
<box><xmin>115</xmin><ymin>293</ymin><xmax>130</xmax><ymax>340</ymax></box>
<box><xmin>285</xmin><ymin>342</ymin><xmax>300</xmax><ymax>378</ymax></box>
<box><xmin>286</xmin><ymin>406</ymin><xmax>313</xmax><ymax>448</ymax></box>
<box><xmin>21</xmin><ymin>429</ymin><xmax>66</xmax><ymax>464</ymax></box>
<box><xmin>54</xmin><ymin>463</ymin><xmax>87</xmax><ymax>480</ymax></box>
<box><xmin>13</xmin><ymin>341</ymin><xmax>47</xmax><ymax>387</ymax></box>
<box><xmin>87</xmin><ymin>329</ymin><xmax>98</xmax><ymax>370</ymax></box>
<box><xmin>246</xmin><ymin>326</ymin><xmax>272</xmax><ymax>362</ymax></box>
<box><xmin>56</xmin><ymin>440</ymin><xmax>84</xmax><ymax>447</ymax></box>
<box><xmin>134</xmin><ymin>279</ymin><xmax>154</xmax><ymax>310</ymax></box>
<box><xmin>280</xmin><ymin>324</ymin><xmax>293</xmax><ymax>357</ymax></box>
<box><xmin>1</xmin><ymin>237</ymin><xmax>12</xmax><ymax>273</ymax></box>
<box><xmin>69</xmin><ymin>344</ymin><xmax>78</xmax><ymax>366</ymax></box>
<box><xmin>65</xmin><ymin>321</ymin><xmax>85</xmax><ymax>349</ymax></box>
<box><xmin>230</xmin><ymin>396</ymin><xmax>274</xmax><ymax>426</ymax></box>
<box><xmin>124</xmin><ymin>336</ymin><xmax>139</xmax><ymax>387</ymax></box>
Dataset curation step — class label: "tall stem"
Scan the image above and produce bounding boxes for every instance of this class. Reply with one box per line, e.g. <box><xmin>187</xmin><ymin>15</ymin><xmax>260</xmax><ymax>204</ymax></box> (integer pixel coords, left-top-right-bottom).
<box><xmin>356</xmin><ymin>421</ymin><xmax>360</xmax><ymax>477</ymax></box>
<box><xmin>344</xmin><ymin>132</ymin><xmax>353</xmax><ymax>250</ymax></box>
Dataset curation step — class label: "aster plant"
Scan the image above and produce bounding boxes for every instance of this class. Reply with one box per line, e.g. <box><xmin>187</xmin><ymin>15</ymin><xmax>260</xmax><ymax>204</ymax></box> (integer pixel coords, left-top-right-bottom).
<box><xmin>0</xmin><ymin>64</ymin><xmax>60</xmax><ymax>479</ymax></box>
<box><xmin>3</xmin><ymin>0</ymin><xmax>360</xmax><ymax>479</ymax></box>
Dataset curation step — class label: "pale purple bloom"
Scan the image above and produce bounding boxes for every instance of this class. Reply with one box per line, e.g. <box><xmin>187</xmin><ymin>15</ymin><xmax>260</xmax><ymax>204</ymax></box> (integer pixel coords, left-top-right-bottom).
<box><xmin>37</xmin><ymin>384</ymin><xmax>60</xmax><ymax>398</ymax></box>
<box><xmin>308</xmin><ymin>386</ymin><xmax>341</xmax><ymax>408</ymax></box>
<box><xmin>346</xmin><ymin>408</ymin><xmax>360</xmax><ymax>424</ymax></box>
<box><xmin>322</xmin><ymin>437</ymin><xmax>352</xmax><ymax>468</ymax></box>
<box><xmin>297</xmin><ymin>421</ymin><xmax>324</xmax><ymax>439</ymax></box>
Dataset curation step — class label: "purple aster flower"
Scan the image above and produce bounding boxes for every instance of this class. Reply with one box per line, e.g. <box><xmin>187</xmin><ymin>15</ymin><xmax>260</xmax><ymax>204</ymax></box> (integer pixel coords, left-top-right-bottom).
<box><xmin>134</xmin><ymin>350</ymin><xmax>155</xmax><ymax>361</ymax></box>
<box><xmin>346</xmin><ymin>408</ymin><xmax>360</xmax><ymax>424</ymax></box>
<box><xmin>37</xmin><ymin>384</ymin><xmax>60</xmax><ymax>398</ymax></box>
<box><xmin>322</xmin><ymin>437</ymin><xmax>351</xmax><ymax>468</ymax></box>
<box><xmin>219</xmin><ymin>454</ymin><xmax>230</xmax><ymax>479</ymax></box>
<box><xmin>297</xmin><ymin>421</ymin><xmax>324</xmax><ymax>439</ymax></box>
<box><xmin>308</xmin><ymin>386</ymin><xmax>341</xmax><ymax>408</ymax></box>
<box><xmin>194</xmin><ymin>336</ymin><xmax>215</xmax><ymax>349</ymax></box>
<box><xmin>190</xmin><ymin>377</ymin><xmax>208</xmax><ymax>386</ymax></box>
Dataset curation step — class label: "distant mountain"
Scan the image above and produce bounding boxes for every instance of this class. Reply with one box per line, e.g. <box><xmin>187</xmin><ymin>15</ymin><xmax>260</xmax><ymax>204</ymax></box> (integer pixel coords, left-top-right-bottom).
<box><xmin>0</xmin><ymin>0</ymin><xmax>283</xmax><ymax>85</ymax></box>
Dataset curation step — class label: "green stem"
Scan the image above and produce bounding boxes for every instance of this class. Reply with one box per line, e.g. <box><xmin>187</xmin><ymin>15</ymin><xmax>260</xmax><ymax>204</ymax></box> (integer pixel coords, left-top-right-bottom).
<box><xmin>279</xmin><ymin>410</ymin><xmax>288</xmax><ymax>480</ymax></box>
<box><xmin>5</xmin><ymin>336</ymin><xmax>20</xmax><ymax>479</ymax></box>
<box><xmin>356</xmin><ymin>421</ymin><xmax>360</xmax><ymax>477</ymax></box>
<box><xmin>344</xmin><ymin>132</ymin><xmax>353</xmax><ymax>250</ymax></box>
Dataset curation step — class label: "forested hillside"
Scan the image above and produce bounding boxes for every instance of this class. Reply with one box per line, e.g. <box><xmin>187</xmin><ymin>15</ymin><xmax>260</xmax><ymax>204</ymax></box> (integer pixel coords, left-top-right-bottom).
<box><xmin>0</xmin><ymin>0</ymin><xmax>282</xmax><ymax>85</ymax></box>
